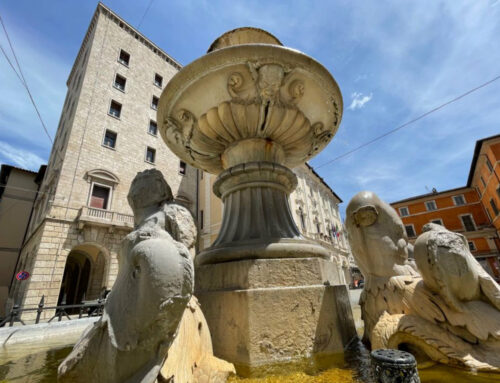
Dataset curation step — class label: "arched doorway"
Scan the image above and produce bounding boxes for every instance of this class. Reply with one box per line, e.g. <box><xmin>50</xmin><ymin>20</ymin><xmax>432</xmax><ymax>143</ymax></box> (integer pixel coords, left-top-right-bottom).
<box><xmin>57</xmin><ymin>252</ymin><xmax>91</xmax><ymax>305</ymax></box>
<box><xmin>57</xmin><ymin>244</ymin><xmax>108</xmax><ymax>306</ymax></box>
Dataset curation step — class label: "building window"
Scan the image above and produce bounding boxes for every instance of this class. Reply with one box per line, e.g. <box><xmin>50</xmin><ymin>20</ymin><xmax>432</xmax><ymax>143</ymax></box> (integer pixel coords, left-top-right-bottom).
<box><xmin>399</xmin><ymin>207</ymin><xmax>409</xmax><ymax>217</ymax></box>
<box><xmin>405</xmin><ymin>224</ymin><xmax>416</xmax><ymax>238</ymax></box>
<box><xmin>299</xmin><ymin>208</ymin><xmax>306</xmax><ymax>231</ymax></box>
<box><xmin>486</xmin><ymin>156</ymin><xmax>494</xmax><ymax>173</ymax></box>
<box><xmin>480</xmin><ymin>176</ymin><xmax>486</xmax><ymax>188</ymax></box>
<box><xmin>148</xmin><ymin>120</ymin><xmax>158</xmax><ymax>136</ymax></box>
<box><xmin>118</xmin><ymin>49</ymin><xmax>130</xmax><ymax>66</ymax></box>
<box><xmin>491</xmin><ymin>198</ymin><xmax>499</xmax><ymax>216</ymax></box>
<box><xmin>103</xmin><ymin>130</ymin><xmax>117</xmax><ymax>149</ymax></box>
<box><xmin>425</xmin><ymin>200</ymin><xmax>437</xmax><ymax>211</ymax></box>
<box><xmin>468</xmin><ymin>241</ymin><xmax>477</xmax><ymax>251</ymax></box>
<box><xmin>114</xmin><ymin>74</ymin><xmax>126</xmax><ymax>91</ymax></box>
<box><xmin>431</xmin><ymin>219</ymin><xmax>443</xmax><ymax>226</ymax></box>
<box><xmin>146</xmin><ymin>147</ymin><xmax>156</xmax><ymax>164</ymax></box>
<box><xmin>151</xmin><ymin>96</ymin><xmax>159</xmax><ymax>110</ymax></box>
<box><xmin>453</xmin><ymin>195</ymin><xmax>466</xmax><ymax>206</ymax></box>
<box><xmin>200</xmin><ymin>210</ymin><xmax>204</xmax><ymax>230</ymax></box>
<box><xmin>460</xmin><ymin>214</ymin><xmax>476</xmax><ymax>231</ymax></box>
<box><xmin>179</xmin><ymin>161</ymin><xmax>186</xmax><ymax>175</ymax></box>
<box><xmin>154</xmin><ymin>73</ymin><xmax>163</xmax><ymax>88</ymax></box>
<box><xmin>89</xmin><ymin>184</ymin><xmax>110</xmax><ymax>210</ymax></box>
<box><xmin>109</xmin><ymin>100</ymin><xmax>122</xmax><ymax>118</ymax></box>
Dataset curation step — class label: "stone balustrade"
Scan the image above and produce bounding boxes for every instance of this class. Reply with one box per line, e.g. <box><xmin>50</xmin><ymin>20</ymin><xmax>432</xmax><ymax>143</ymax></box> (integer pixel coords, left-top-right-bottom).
<box><xmin>78</xmin><ymin>206</ymin><xmax>134</xmax><ymax>229</ymax></box>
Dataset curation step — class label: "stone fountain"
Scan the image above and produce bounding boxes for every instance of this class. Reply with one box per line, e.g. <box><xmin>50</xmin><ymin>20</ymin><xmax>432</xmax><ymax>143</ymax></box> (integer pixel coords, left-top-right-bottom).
<box><xmin>158</xmin><ymin>28</ymin><xmax>354</xmax><ymax>373</ymax></box>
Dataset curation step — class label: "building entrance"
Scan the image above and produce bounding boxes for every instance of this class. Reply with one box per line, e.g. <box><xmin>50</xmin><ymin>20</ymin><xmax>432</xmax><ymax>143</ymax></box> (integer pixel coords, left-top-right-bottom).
<box><xmin>58</xmin><ymin>252</ymin><xmax>91</xmax><ymax>305</ymax></box>
<box><xmin>57</xmin><ymin>244</ymin><xmax>108</xmax><ymax>306</ymax></box>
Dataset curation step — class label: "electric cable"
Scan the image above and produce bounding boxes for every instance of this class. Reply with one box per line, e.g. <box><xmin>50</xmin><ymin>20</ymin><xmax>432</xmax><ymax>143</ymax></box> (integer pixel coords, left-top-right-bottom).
<box><xmin>314</xmin><ymin>74</ymin><xmax>500</xmax><ymax>169</ymax></box>
<box><xmin>0</xmin><ymin>14</ymin><xmax>54</xmax><ymax>144</ymax></box>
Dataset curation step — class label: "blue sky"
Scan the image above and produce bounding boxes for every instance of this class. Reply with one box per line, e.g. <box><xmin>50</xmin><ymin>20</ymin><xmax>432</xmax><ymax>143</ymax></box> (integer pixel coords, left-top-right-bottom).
<box><xmin>1</xmin><ymin>0</ymin><xmax>499</xmax><ymax>216</ymax></box>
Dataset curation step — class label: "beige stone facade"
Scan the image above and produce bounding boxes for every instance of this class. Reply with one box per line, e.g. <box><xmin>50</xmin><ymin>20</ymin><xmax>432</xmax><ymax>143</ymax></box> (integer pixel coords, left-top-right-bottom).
<box><xmin>7</xmin><ymin>4</ymin><xmax>351</xmax><ymax>322</ymax></box>
<box><xmin>0</xmin><ymin>165</ymin><xmax>44</xmax><ymax>316</ymax></box>
<box><xmin>198</xmin><ymin>163</ymin><xmax>352</xmax><ymax>283</ymax></box>
<box><xmin>9</xmin><ymin>3</ymin><xmax>196</xmax><ymax>319</ymax></box>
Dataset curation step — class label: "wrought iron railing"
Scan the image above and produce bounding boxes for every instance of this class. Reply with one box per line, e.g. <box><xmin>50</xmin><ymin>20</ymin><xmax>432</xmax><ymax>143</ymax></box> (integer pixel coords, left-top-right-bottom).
<box><xmin>0</xmin><ymin>295</ymin><xmax>105</xmax><ymax>327</ymax></box>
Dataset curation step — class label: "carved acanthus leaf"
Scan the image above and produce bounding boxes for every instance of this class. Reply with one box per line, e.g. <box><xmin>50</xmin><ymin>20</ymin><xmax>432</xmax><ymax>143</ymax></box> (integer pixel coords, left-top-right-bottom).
<box><xmin>308</xmin><ymin>122</ymin><xmax>333</xmax><ymax>156</ymax></box>
<box><xmin>164</xmin><ymin>109</ymin><xmax>197</xmax><ymax>161</ymax></box>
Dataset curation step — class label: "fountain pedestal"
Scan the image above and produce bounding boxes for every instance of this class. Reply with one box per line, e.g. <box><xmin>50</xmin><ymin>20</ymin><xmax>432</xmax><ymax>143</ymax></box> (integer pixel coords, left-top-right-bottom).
<box><xmin>196</xmin><ymin>258</ymin><xmax>350</xmax><ymax>373</ymax></box>
<box><xmin>158</xmin><ymin>28</ymin><xmax>350</xmax><ymax>373</ymax></box>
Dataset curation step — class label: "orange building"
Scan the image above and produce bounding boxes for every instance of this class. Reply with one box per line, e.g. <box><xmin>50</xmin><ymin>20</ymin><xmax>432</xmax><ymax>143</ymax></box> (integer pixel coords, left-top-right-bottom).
<box><xmin>391</xmin><ymin>134</ymin><xmax>500</xmax><ymax>280</ymax></box>
<box><xmin>468</xmin><ymin>135</ymin><xmax>500</xmax><ymax>240</ymax></box>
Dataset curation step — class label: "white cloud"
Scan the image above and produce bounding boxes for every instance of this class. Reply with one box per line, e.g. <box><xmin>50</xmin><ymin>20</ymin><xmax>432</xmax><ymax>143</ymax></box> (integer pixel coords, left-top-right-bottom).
<box><xmin>348</xmin><ymin>92</ymin><xmax>373</xmax><ymax>110</ymax></box>
<box><xmin>0</xmin><ymin>141</ymin><xmax>45</xmax><ymax>171</ymax></box>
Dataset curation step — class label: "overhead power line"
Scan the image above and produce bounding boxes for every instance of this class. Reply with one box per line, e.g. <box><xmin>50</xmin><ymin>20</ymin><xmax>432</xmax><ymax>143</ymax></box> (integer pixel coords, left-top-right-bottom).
<box><xmin>0</xmin><ymin>44</ymin><xmax>22</xmax><ymax>82</ymax></box>
<box><xmin>0</xmin><ymin>14</ymin><xmax>53</xmax><ymax>144</ymax></box>
<box><xmin>137</xmin><ymin>0</ymin><xmax>155</xmax><ymax>28</ymax></box>
<box><xmin>315</xmin><ymin>74</ymin><xmax>500</xmax><ymax>169</ymax></box>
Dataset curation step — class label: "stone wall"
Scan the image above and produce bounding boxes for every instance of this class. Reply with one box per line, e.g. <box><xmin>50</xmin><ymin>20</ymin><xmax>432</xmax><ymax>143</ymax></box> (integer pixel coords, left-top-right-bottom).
<box><xmin>10</xmin><ymin>4</ymin><xmax>196</xmax><ymax>313</ymax></box>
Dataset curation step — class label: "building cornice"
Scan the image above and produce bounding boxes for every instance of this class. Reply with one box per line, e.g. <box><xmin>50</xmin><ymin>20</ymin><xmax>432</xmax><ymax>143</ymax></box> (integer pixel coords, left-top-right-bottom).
<box><xmin>303</xmin><ymin>163</ymin><xmax>342</xmax><ymax>203</ymax></box>
<box><xmin>467</xmin><ymin>134</ymin><xmax>500</xmax><ymax>187</ymax></box>
<box><xmin>67</xmin><ymin>2</ymin><xmax>182</xmax><ymax>86</ymax></box>
<box><xmin>396</xmin><ymin>201</ymin><xmax>484</xmax><ymax>219</ymax></box>
<box><xmin>391</xmin><ymin>186</ymin><xmax>474</xmax><ymax>206</ymax></box>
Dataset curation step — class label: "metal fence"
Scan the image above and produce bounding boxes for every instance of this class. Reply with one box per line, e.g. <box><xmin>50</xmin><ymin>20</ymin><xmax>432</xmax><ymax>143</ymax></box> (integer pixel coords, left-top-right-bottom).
<box><xmin>0</xmin><ymin>295</ymin><xmax>105</xmax><ymax>327</ymax></box>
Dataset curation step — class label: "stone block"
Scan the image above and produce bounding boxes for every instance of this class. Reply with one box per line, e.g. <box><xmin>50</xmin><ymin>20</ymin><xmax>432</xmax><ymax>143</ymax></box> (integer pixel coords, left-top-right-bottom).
<box><xmin>196</xmin><ymin>258</ymin><xmax>354</xmax><ymax>375</ymax></box>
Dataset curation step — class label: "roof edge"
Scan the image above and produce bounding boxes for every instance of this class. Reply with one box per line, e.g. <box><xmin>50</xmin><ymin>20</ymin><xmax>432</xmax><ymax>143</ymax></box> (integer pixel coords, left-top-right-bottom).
<box><xmin>67</xmin><ymin>2</ymin><xmax>182</xmax><ymax>86</ymax></box>
<box><xmin>305</xmin><ymin>163</ymin><xmax>342</xmax><ymax>203</ymax></box>
<box><xmin>467</xmin><ymin>133</ymin><xmax>500</xmax><ymax>186</ymax></box>
<box><xmin>390</xmin><ymin>185</ymin><xmax>472</xmax><ymax>205</ymax></box>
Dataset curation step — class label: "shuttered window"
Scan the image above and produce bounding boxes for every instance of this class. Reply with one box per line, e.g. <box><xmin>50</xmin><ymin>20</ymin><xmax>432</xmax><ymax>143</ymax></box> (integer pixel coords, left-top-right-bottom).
<box><xmin>90</xmin><ymin>185</ymin><xmax>110</xmax><ymax>210</ymax></box>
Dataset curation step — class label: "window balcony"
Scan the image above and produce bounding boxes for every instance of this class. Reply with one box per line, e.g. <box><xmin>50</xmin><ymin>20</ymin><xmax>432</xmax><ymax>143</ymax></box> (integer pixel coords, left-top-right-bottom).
<box><xmin>78</xmin><ymin>206</ymin><xmax>134</xmax><ymax>229</ymax></box>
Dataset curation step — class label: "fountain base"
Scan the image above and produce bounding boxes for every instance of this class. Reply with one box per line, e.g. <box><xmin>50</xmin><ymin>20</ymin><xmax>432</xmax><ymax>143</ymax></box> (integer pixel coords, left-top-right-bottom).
<box><xmin>195</xmin><ymin>257</ymin><xmax>356</xmax><ymax>375</ymax></box>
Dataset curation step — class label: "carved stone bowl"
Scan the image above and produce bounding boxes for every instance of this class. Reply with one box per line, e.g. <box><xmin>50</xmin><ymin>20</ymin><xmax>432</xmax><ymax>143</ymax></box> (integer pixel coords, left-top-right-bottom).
<box><xmin>158</xmin><ymin>28</ymin><xmax>343</xmax><ymax>175</ymax></box>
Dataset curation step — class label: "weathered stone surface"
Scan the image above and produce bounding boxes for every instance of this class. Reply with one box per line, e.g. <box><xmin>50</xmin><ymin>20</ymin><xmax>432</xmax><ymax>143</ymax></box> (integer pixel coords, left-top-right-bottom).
<box><xmin>196</xmin><ymin>258</ymin><xmax>353</xmax><ymax>374</ymax></box>
<box><xmin>58</xmin><ymin>170</ymin><xmax>194</xmax><ymax>382</ymax></box>
<box><xmin>158</xmin><ymin>28</ymin><xmax>342</xmax><ymax>266</ymax></box>
<box><xmin>157</xmin><ymin>27</ymin><xmax>350</xmax><ymax>370</ymax></box>
<box><xmin>196</xmin><ymin>257</ymin><xmax>342</xmax><ymax>290</ymax></box>
<box><xmin>332</xmin><ymin>285</ymin><xmax>358</xmax><ymax>347</ymax></box>
<box><xmin>345</xmin><ymin>191</ymin><xmax>419</xmax><ymax>340</ymax></box>
<box><xmin>0</xmin><ymin>318</ymin><xmax>98</xmax><ymax>364</ymax></box>
<box><xmin>10</xmin><ymin>3</ymin><xmax>197</xmax><ymax>316</ymax></box>
<box><xmin>160</xmin><ymin>296</ymin><xmax>235</xmax><ymax>383</ymax></box>
<box><xmin>158</xmin><ymin>29</ymin><xmax>342</xmax><ymax>175</ymax></box>
<box><xmin>346</xmin><ymin>191</ymin><xmax>500</xmax><ymax>372</ymax></box>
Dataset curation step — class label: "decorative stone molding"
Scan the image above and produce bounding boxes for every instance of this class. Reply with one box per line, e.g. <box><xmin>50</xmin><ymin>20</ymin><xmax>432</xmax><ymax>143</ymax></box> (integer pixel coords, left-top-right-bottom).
<box><xmin>158</xmin><ymin>27</ymin><xmax>342</xmax><ymax>265</ymax></box>
<box><xmin>84</xmin><ymin>169</ymin><xmax>120</xmax><ymax>185</ymax></box>
<box><xmin>346</xmin><ymin>191</ymin><xmax>500</xmax><ymax>372</ymax></box>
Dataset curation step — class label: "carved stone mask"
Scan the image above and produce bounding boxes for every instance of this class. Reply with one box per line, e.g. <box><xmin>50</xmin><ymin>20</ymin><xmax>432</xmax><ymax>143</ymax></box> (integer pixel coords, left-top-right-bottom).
<box><xmin>352</xmin><ymin>205</ymin><xmax>379</xmax><ymax>227</ymax></box>
<box><xmin>257</xmin><ymin>64</ymin><xmax>284</xmax><ymax>100</ymax></box>
<box><xmin>346</xmin><ymin>191</ymin><xmax>410</xmax><ymax>277</ymax></box>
